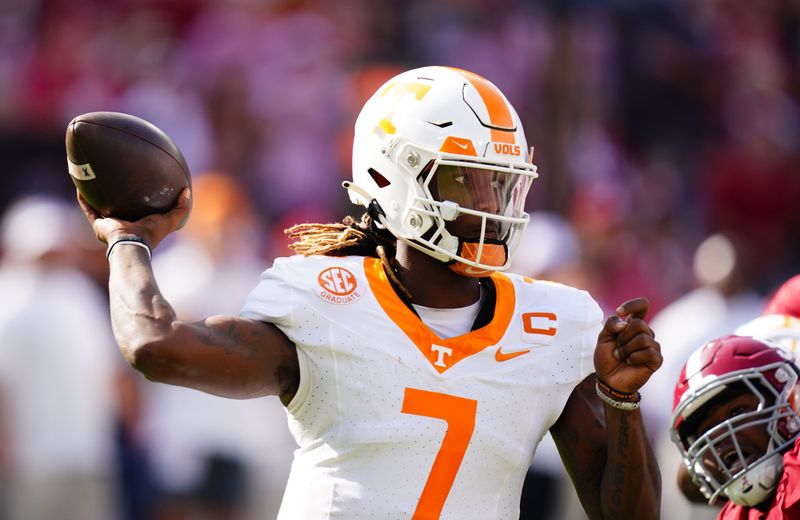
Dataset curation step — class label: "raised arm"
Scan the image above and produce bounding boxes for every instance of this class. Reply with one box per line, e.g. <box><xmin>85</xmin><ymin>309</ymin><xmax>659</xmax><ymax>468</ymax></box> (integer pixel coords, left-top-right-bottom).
<box><xmin>551</xmin><ymin>298</ymin><xmax>662</xmax><ymax>520</ymax></box>
<box><xmin>78</xmin><ymin>189</ymin><xmax>299</xmax><ymax>403</ymax></box>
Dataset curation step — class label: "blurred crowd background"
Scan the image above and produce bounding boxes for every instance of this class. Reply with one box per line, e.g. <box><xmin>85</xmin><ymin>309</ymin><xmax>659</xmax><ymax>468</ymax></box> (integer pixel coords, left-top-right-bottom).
<box><xmin>0</xmin><ymin>0</ymin><xmax>799</xmax><ymax>519</ymax></box>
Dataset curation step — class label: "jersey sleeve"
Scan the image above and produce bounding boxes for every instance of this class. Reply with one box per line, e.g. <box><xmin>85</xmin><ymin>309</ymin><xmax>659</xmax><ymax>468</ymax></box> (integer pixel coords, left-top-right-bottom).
<box><xmin>239</xmin><ymin>256</ymin><xmax>296</xmax><ymax>328</ymax></box>
<box><xmin>539</xmin><ymin>283</ymin><xmax>604</xmax><ymax>428</ymax></box>
<box><xmin>774</xmin><ymin>436</ymin><xmax>800</xmax><ymax>516</ymax></box>
<box><xmin>579</xmin><ymin>290</ymin><xmax>604</xmax><ymax>379</ymax></box>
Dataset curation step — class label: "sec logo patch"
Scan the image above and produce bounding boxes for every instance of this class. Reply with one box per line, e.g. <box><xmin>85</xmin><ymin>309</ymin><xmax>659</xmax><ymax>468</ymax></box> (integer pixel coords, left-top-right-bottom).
<box><xmin>315</xmin><ymin>266</ymin><xmax>363</xmax><ymax>304</ymax></box>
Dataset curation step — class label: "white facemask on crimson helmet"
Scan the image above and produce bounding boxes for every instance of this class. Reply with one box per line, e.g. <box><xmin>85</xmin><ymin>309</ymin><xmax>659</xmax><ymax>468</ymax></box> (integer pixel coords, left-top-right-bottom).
<box><xmin>345</xmin><ymin>66</ymin><xmax>538</xmax><ymax>277</ymax></box>
<box><xmin>671</xmin><ymin>335</ymin><xmax>800</xmax><ymax>506</ymax></box>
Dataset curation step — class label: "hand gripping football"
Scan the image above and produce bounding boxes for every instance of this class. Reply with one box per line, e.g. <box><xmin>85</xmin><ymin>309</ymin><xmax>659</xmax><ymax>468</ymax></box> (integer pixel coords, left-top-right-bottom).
<box><xmin>65</xmin><ymin>111</ymin><xmax>191</xmax><ymax>221</ymax></box>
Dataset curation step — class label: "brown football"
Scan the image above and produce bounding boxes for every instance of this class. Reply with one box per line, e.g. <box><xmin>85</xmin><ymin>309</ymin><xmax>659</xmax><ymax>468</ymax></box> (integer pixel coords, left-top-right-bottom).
<box><xmin>65</xmin><ymin>111</ymin><xmax>191</xmax><ymax>221</ymax></box>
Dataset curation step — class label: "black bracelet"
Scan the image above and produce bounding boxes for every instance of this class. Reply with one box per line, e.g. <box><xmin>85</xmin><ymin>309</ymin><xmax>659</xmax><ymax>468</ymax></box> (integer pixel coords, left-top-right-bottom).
<box><xmin>596</xmin><ymin>378</ymin><xmax>639</xmax><ymax>401</ymax></box>
<box><xmin>595</xmin><ymin>382</ymin><xmax>641</xmax><ymax>410</ymax></box>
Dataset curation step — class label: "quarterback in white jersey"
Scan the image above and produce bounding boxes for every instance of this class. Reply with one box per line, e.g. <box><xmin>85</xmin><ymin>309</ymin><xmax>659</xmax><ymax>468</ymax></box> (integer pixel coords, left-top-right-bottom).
<box><xmin>240</xmin><ymin>255</ymin><xmax>600</xmax><ymax>518</ymax></box>
<box><xmin>78</xmin><ymin>66</ymin><xmax>663</xmax><ymax>519</ymax></box>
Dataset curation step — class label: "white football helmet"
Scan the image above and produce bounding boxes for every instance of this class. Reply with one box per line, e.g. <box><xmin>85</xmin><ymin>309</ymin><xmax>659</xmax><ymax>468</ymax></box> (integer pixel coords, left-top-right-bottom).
<box><xmin>735</xmin><ymin>314</ymin><xmax>800</xmax><ymax>359</ymax></box>
<box><xmin>345</xmin><ymin>66</ymin><xmax>538</xmax><ymax>277</ymax></box>
<box><xmin>671</xmin><ymin>335</ymin><xmax>800</xmax><ymax>506</ymax></box>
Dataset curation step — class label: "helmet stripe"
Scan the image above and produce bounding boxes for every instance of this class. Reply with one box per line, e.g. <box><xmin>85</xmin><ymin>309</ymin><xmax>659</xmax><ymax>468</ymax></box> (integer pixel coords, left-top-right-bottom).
<box><xmin>449</xmin><ymin>68</ymin><xmax>516</xmax><ymax>144</ymax></box>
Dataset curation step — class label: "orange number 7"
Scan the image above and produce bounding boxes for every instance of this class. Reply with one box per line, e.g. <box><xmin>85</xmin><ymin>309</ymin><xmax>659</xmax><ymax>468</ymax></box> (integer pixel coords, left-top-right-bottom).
<box><xmin>402</xmin><ymin>388</ymin><xmax>478</xmax><ymax>519</ymax></box>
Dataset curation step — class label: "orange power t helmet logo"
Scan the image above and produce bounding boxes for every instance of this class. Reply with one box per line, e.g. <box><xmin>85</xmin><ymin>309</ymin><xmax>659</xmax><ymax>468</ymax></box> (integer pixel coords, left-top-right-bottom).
<box><xmin>375</xmin><ymin>81</ymin><xmax>431</xmax><ymax>138</ymax></box>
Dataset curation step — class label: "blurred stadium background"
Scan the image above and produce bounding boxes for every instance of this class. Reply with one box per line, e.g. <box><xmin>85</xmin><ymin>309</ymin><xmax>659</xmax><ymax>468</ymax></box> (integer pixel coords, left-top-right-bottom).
<box><xmin>0</xmin><ymin>0</ymin><xmax>798</xmax><ymax>519</ymax></box>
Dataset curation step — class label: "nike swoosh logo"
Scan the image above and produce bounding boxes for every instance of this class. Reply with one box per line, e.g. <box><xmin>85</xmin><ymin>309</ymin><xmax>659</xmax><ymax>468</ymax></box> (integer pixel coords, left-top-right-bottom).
<box><xmin>463</xmin><ymin>265</ymin><xmax>488</xmax><ymax>275</ymax></box>
<box><xmin>495</xmin><ymin>346</ymin><xmax>530</xmax><ymax>362</ymax></box>
<box><xmin>452</xmin><ymin>140</ymin><xmax>469</xmax><ymax>150</ymax></box>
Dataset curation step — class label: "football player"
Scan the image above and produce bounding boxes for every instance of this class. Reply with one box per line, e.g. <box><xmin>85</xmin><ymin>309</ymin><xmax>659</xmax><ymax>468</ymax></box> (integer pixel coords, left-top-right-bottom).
<box><xmin>78</xmin><ymin>66</ymin><xmax>662</xmax><ymax>519</ymax></box>
<box><xmin>671</xmin><ymin>335</ymin><xmax>800</xmax><ymax>518</ymax></box>
<box><xmin>672</xmin><ymin>275</ymin><xmax>800</xmax><ymax>512</ymax></box>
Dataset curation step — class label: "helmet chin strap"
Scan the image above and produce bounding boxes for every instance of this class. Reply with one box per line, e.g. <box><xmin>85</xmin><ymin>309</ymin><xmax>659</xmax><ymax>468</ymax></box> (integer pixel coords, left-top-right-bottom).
<box><xmin>342</xmin><ymin>181</ymin><xmax>373</xmax><ymax>207</ymax></box>
<box><xmin>448</xmin><ymin>239</ymin><xmax>508</xmax><ymax>278</ymax></box>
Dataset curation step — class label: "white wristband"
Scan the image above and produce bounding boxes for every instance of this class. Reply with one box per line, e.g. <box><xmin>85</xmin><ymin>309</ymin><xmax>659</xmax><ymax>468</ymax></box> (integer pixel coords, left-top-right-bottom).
<box><xmin>106</xmin><ymin>237</ymin><xmax>152</xmax><ymax>261</ymax></box>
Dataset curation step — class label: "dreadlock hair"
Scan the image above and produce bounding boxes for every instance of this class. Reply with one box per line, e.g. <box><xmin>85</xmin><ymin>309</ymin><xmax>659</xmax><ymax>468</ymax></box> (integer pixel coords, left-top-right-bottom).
<box><xmin>285</xmin><ymin>212</ymin><xmax>411</xmax><ymax>298</ymax></box>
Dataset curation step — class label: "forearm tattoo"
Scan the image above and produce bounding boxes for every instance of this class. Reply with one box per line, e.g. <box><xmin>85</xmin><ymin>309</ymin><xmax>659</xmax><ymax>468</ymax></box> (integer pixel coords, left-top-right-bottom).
<box><xmin>610</xmin><ymin>414</ymin><xmax>630</xmax><ymax>510</ymax></box>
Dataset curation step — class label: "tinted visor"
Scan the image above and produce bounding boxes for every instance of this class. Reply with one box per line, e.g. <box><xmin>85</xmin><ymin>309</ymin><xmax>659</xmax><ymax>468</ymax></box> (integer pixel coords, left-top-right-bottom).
<box><xmin>430</xmin><ymin>164</ymin><xmax>529</xmax><ymax>218</ymax></box>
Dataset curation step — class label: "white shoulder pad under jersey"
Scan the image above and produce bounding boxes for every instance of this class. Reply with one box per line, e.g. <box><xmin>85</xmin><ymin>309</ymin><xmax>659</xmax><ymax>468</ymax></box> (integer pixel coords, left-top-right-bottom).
<box><xmin>240</xmin><ymin>255</ymin><xmax>603</xmax><ymax>520</ymax></box>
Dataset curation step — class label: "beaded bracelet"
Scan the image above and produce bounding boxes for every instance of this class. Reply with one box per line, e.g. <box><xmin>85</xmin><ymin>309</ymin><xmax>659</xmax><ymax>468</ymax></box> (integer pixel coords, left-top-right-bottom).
<box><xmin>106</xmin><ymin>236</ymin><xmax>152</xmax><ymax>261</ymax></box>
<box><xmin>596</xmin><ymin>379</ymin><xmax>639</xmax><ymax>401</ymax></box>
<box><xmin>595</xmin><ymin>378</ymin><xmax>641</xmax><ymax>411</ymax></box>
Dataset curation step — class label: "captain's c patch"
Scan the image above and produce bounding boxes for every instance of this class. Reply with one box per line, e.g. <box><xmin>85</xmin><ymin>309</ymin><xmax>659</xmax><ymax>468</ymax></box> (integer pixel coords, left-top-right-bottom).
<box><xmin>521</xmin><ymin>311</ymin><xmax>558</xmax><ymax>344</ymax></box>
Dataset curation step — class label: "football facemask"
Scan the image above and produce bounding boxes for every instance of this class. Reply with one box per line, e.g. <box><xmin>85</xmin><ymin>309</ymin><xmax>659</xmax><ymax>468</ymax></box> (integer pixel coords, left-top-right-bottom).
<box><xmin>421</xmin><ymin>161</ymin><xmax>532</xmax><ymax>277</ymax></box>
<box><xmin>671</xmin><ymin>336</ymin><xmax>800</xmax><ymax>506</ymax></box>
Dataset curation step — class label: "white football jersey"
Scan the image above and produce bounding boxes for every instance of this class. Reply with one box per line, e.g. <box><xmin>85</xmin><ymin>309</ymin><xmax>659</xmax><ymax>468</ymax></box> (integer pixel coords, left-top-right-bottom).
<box><xmin>240</xmin><ymin>255</ymin><xmax>602</xmax><ymax>519</ymax></box>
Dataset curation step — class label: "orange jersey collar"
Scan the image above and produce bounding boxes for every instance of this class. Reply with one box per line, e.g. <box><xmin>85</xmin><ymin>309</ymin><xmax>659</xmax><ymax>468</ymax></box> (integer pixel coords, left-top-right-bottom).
<box><xmin>363</xmin><ymin>257</ymin><xmax>515</xmax><ymax>374</ymax></box>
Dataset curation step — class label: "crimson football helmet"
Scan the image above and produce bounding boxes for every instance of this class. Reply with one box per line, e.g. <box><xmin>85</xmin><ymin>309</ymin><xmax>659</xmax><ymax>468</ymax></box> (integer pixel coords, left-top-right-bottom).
<box><xmin>671</xmin><ymin>335</ymin><xmax>800</xmax><ymax>506</ymax></box>
<box><xmin>345</xmin><ymin>66</ymin><xmax>538</xmax><ymax>277</ymax></box>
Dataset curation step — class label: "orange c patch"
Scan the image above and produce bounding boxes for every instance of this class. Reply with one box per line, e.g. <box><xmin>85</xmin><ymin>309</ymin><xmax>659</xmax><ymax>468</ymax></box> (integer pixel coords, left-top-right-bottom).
<box><xmin>522</xmin><ymin>312</ymin><xmax>558</xmax><ymax>337</ymax></box>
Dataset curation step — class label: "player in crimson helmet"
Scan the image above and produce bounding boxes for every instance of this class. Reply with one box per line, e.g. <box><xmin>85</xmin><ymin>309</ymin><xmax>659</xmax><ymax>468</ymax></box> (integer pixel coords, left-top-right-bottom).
<box><xmin>671</xmin><ymin>335</ymin><xmax>800</xmax><ymax>517</ymax></box>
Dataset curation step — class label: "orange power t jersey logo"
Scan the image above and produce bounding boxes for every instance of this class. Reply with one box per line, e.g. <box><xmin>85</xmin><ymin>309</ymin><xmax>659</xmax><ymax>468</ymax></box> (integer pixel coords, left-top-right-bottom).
<box><xmin>315</xmin><ymin>266</ymin><xmax>363</xmax><ymax>304</ymax></box>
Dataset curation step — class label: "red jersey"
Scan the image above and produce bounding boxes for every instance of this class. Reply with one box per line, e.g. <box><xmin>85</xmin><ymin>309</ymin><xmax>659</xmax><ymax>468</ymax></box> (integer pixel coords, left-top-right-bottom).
<box><xmin>718</xmin><ymin>437</ymin><xmax>800</xmax><ymax>519</ymax></box>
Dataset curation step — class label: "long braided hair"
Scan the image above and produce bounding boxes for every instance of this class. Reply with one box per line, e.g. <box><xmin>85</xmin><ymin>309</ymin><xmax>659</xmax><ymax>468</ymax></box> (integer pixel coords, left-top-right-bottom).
<box><xmin>285</xmin><ymin>212</ymin><xmax>411</xmax><ymax>297</ymax></box>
